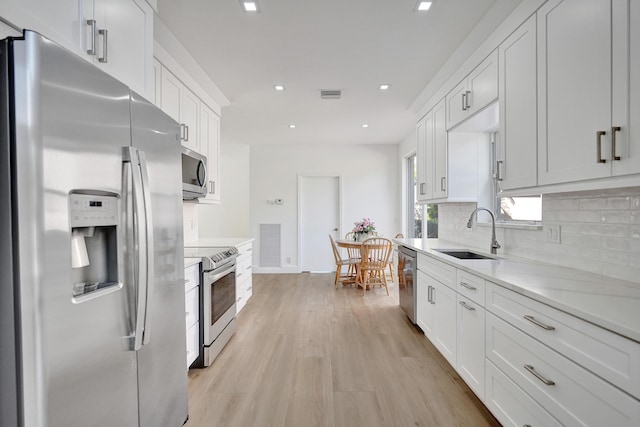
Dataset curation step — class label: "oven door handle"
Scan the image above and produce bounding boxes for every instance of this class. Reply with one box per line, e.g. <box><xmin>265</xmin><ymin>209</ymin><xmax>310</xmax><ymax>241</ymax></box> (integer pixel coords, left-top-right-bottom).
<box><xmin>205</xmin><ymin>262</ymin><xmax>236</xmax><ymax>282</ymax></box>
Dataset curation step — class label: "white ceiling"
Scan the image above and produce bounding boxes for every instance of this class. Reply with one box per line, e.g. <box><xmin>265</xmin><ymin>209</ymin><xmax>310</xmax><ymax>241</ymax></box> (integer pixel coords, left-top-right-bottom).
<box><xmin>157</xmin><ymin>0</ymin><xmax>522</xmax><ymax>146</ymax></box>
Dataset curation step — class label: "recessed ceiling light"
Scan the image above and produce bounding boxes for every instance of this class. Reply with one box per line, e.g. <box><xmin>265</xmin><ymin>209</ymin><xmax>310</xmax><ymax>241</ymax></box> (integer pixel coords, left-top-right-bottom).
<box><xmin>379</xmin><ymin>84</ymin><xmax>390</xmax><ymax>91</ymax></box>
<box><xmin>274</xmin><ymin>85</ymin><xmax>285</xmax><ymax>91</ymax></box>
<box><xmin>288</xmin><ymin>124</ymin><xmax>296</xmax><ymax>129</ymax></box>
<box><xmin>415</xmin><ymin>1</ymin><xmax>432</xmax><ymax>12</ymax></box>
<box><xmin>362</xmin><ymin>124</ymin><xmax>369</xmax><ymax>128</ymax></box>
<box><xmin>242</xmin><ymin>1</ymin><xmax>259</xmax><ymax>12</ymax></box>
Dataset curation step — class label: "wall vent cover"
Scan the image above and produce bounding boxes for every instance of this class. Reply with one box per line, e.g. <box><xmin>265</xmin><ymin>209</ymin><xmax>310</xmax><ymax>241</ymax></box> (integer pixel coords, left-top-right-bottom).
<box><xmin>259</xmin><ymin>223</ymin><xmax>281</xmax><ymax>267</ymax></box>
<box><xmin>320</xmin><ymin>89</ymin><xmax>342</xmax><ymax>100</ymax></box>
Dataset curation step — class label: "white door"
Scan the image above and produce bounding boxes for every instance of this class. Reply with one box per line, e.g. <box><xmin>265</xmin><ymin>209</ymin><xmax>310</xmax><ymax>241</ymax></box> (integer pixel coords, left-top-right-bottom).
<box><xmin>300</xmin><ymin>176</ymin><xmax>340</xmax><ymax>272</ymax></box>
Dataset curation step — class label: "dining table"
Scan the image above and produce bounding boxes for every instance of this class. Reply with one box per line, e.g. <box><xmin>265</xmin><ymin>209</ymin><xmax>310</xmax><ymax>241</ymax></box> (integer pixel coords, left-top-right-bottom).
<box><xmin>335</xmin><ymin>238</ymin><xmax>393</xmax><ymax>290</ymax></box>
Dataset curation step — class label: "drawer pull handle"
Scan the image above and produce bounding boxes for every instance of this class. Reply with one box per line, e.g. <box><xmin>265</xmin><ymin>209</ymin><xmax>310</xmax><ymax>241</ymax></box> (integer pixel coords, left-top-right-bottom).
<box><xmin>459</xmin><ymin>301</ymin><xmax>475</xmax><ymax>311</ymax></box>
<box><xmin>524</xmin><ymin>315</ymin><xmax>555</xmax><ymax>331</ymax></box>
<box><xmin>246</xmin><ymin>266</ymin><xmax>252</xmax><ymax>270</ymax></box>
<box><xmin>523</xmin><ymin>425</ymin><xmax>532</xmax><ymax>427</ymax></box>
<box><xmin>524</xmin><ymin>364</ymin><xmax>555</xmax><ymax>386</ymax></box>
<box><xmin>459</xmin><ymin>281</ymin><xmax>477</xmax><ymax>291</ymax></box>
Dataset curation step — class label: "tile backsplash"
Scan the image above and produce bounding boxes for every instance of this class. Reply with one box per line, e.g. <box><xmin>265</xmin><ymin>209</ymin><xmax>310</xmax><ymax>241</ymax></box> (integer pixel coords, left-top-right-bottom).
<box><xmin>437</xmin><ymin>187</ymin><xmax>640</xmax><ymax>283</ymax></box>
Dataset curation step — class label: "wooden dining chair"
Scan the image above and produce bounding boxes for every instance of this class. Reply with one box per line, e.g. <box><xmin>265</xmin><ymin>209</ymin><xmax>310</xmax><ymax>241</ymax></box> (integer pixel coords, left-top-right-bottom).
<box><xmin>383</xmin><ymin>233</ymin><xmax>404</xmax><ymax>282</ymax></box>
<box><xmin>358</xmin><ymin>237</ymin><xmax>393</xmax><ymax>296</ymax></box>
<box><xmin>343</xmin><ymin>231</ymin><xmax>360</xmax><ymax>276</ymax></box>
<box><xmin>329</xmin><ymin>235</ymin><xmax>359</xmax><ymax>288</ymax></box>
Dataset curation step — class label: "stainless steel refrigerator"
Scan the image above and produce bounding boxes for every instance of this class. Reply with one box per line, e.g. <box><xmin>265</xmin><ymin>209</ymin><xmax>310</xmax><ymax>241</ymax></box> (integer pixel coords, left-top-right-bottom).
<box><xmin>0</xmin><ymin>31</ymin><xmax>188</xmax><ymax>426</ymax></box>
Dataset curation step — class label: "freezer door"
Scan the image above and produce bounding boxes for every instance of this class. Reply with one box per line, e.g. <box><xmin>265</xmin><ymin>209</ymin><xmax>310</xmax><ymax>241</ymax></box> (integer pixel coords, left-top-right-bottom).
<box><xmin>130</xmin><ymin>91</ymin><xmax>188</xmax><ymax>427</ymax></box>
<box><xmin>10</xmin><ymin>32</ymin><xmax>138</xmax><ymax>426</ymax></box>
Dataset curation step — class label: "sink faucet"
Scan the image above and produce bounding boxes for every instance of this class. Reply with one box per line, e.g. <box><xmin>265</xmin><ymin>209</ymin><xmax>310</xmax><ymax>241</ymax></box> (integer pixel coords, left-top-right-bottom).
<box><xmin>467</xmin><ymin>207</ymin><xmax>501</xmax><ymax>254</ymax></box>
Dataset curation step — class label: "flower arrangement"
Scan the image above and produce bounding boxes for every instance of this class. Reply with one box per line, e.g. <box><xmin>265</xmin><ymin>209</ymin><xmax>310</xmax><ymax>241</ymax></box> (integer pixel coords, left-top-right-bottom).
<box><xmin>352</xmin><ymin>217</ymin><xmax>376</xmax><ymax>241</ymax></box>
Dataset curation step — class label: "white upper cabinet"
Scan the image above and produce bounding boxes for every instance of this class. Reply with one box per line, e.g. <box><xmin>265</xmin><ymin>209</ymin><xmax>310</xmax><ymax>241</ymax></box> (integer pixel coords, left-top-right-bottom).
<box><xmin>446</xmin><ymin>50</ymin><xmax>498</xmax><ymax>130</ymax></box>
<box><xmin>432</xmin><ymin>100</ymin><xmax>447</xmax><ymax>199</ymax></box>
<box><xmin>620</xmin><ymin>0</ymin><xmax>640</xmax><ymax>177</ymax></box>
<box><xmin>0</xmin><ymin>0</ymin><xmax>153</xmax><ymax>100</ymax></box>
<box><xmin>90</xmin><ymin>0</ymin><xmax>153</xmax><ymax>98</ymax></box>
<box><xmin>537</xmin><ymin>0</ymin><xmax>636</xmax><ymax>185</ymax></box>
<box><xmin>416</xmin><ymin>99</ymin><xmax>448</xmax><ymax>203</ymax></box>
<box><xmin>199</xmin><ymin>103</ymin><xmax>221</xmax><ymax>204</ymax></box>
<box><xmin>160</xmin><ymin>66</ymin><xmax>200</xmax><ymax>152</ymax></box>
<box><xmin>416</xmin><ymin>117</ymin><xmax>432</xmax><ymax>202</ymax></box>
<box><xmin>497</xmin><ymin>14</ymin><xmax>537</xmax><ymax>191</ymax></box>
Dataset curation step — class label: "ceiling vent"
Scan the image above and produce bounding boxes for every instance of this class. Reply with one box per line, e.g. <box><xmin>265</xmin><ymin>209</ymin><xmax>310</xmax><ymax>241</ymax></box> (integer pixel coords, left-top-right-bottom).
<box><xmin>320</xmin><ymin>89</ymin><xmax>342</xmax><ymax>100</ymax></box>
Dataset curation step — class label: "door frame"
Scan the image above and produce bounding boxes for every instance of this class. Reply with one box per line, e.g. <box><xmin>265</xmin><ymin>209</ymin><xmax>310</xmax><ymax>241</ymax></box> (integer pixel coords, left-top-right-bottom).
<box><xmin>297</xmin><ymin>174</ymin><xmax>343</xmax><ymax>273</ymax></box>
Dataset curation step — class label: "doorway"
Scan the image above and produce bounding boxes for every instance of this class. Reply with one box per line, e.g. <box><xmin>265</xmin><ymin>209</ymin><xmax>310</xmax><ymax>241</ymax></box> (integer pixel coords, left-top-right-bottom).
<box><xmin>298</xmin><ymin>175</ymin><xmax>341</xmax><ymax>272</ymax></box>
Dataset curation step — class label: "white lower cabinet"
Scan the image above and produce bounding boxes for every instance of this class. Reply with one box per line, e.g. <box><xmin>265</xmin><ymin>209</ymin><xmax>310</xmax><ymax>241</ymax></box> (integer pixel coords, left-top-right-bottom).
<box><xmin>487</xmin><ymin>312</ymin><xmax>640</xmax><ymax>426</ymax></box>
<box><xmin>485</xmin><ymin>359</ymin><xmax>562</xmax><ymax>427</ymax></box>
<box><xmin>184</xmin><ymin>263</ymin><xmax>200</xmax><ymax>368</ymax></box>
<box><xmin>235</xmin><ymin>241</ymin><xmax>253</xmax><ymax>313</ymax></box>
<box><xmin>411</xmin><ymin>248</ymin><xmax>640</xmax><ymax>427</ymax></box>
<box><xmin>456</xmin><ymin>295</ymin><xmax>485</xmax><ymax>400</ymax></box>
<box><xmin>416</xmin><ymin>255</ymin><xmax>457</xmax><ymax>368</ymax></box>
<box><xmin>431</xmin><ymin>280</ymin><xmax>457</xmax><ymax>367</ymax></box>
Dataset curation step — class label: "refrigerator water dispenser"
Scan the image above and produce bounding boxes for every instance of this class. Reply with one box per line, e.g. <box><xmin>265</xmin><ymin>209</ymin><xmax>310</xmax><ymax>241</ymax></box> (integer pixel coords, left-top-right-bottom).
<box><xmin>69</xmin><ymin>192</ymin><xmax>121</xmax><ymax>298</ymax></box>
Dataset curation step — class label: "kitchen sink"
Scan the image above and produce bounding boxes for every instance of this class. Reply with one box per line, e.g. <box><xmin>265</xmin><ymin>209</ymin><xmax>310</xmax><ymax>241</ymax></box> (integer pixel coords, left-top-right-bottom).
<box><xmin>434</xmin><ymin>249</ymin><xmax>495</xmax><ymax>260</ymax></box>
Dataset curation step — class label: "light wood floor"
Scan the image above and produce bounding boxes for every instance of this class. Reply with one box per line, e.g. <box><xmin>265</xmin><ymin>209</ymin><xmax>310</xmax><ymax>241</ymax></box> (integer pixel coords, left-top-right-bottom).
<box><xmin>186</xmin><ymin>273</ymin><xmax>500</xmax><ymax>427</ymax></box>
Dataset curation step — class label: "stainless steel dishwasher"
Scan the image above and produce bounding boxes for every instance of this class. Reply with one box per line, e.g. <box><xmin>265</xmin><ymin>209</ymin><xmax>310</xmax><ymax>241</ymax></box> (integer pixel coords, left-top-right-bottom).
<box><xmin>398</xmin><ymin>246</ymin><xmax>417</xmax><ymax>324</ymax></box>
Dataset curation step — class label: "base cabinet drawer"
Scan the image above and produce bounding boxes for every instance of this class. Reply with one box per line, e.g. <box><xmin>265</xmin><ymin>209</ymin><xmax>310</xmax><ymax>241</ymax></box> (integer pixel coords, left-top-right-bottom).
<box><xmin>487</xmin><ymin>313</ymin><xmax>640</xmax><ymax>426</ymax></box>
<box><xmin>185</xmin><ymin>286</ymin><xmax>199</xmax><ymax>329</ymax></box>
<box><xmin>486</xmin><ymin>360</ymin><xmax>562</xmax><ymax>427</ymax></box>
<box><xmin>184</xmin><ymin>264</ymin><xmax>199</xmax><ymax>292</ymax></box>
<box><xmin>186</xmin><ymin>322</ymin><xmax>199</xmax><ymax>368</ymax></box>
<box><xmin>486</xmin><ymin>282</ymin><xmax>640</xmax><ymax>398</ymax></box>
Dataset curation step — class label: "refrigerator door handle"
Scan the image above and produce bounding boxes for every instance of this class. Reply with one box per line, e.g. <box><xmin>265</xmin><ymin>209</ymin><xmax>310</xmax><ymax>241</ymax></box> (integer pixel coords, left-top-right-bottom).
<box><xmin>124</xmin><ymin>147</ymin><xmax>151</xmax><ymax>351</ymax></box>
<box><xmin>137</xmin><ymin>150</ymin><xmax>155</xmax><ymax>345</ymax></box>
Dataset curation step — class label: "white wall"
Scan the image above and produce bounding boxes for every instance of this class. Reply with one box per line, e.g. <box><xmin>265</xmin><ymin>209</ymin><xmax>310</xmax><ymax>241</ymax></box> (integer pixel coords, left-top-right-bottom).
<box><xmin>198</xmin><ymin>143</ymin><xmax>251</xmax><ymax>237</ymax></box>
<box><xmin>250</xmin><ymin>144</ymin><xmax>400</xmax><ymax>272</ymax></box>
<box><xmin>437</xmin><ymin>187</ymin><xmax>640</xmax><ymax>283</ymax></box>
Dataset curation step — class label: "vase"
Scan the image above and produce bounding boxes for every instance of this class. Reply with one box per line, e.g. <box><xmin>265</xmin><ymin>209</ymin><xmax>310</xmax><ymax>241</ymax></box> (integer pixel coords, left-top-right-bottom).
<box><xmin>356</xmin><ymin>233</ymin><xmax>370</xmax><ymax>242</ymax></box>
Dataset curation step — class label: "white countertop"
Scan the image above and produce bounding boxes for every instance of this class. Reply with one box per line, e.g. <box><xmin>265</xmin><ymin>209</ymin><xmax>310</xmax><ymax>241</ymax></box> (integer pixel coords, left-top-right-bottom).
<box><xmin>183</xmin><ymin>238</ymin><xmax>254</xmax><ymax>269</ymax></box>
<box><xmin>184</xmin><ymin>237</ymin><xmax>255</xmax><ymax>248</ymax></box>
<box><xmin>396</xmin><ymin>238</ymin><xmax>640</xmax><ymax>343</ymax></box>
<box><xmin>184</xmin><ymin>257</ymin><xmax>200</xmax><ymax>268</ymax></box>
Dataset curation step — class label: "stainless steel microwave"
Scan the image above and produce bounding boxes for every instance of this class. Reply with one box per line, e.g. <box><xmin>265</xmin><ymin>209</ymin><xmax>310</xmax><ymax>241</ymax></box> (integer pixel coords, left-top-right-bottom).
<box><xmin>181</xmin><ymin>147</ymin><xmax>207</xmax><ymax>199</ymax></box>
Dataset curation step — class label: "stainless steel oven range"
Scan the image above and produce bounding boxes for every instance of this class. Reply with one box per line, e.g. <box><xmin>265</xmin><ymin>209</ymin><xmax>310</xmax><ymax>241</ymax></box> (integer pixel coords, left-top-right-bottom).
<box><xmin>185</xmin><ymin>246</ymin><xmax>238</xmax><ymax>367</ymax></box>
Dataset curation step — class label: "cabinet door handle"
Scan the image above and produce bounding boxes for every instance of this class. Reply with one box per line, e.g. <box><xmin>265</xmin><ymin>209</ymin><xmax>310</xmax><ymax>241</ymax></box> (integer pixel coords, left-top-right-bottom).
<box><xmin>459</xmin><ymin>281</ymin><xmax>476</xmax><ymax>291</ymax></box>
<box><xmin>440</xmin><ymin>177</ymin><xmax>446</xmax><ymax>191</ymax></box>
<box><xmin>459</xmin><ymin>301</ymin><xmax>475</xmax><ymax>311</ymax></box>
<box><xmin>427</xmin><ymin>285</ymin><xmax>431</xmax><ymax>303</ymax></box>
<box><xmin>184</xmin><ymin>124</ymin><xmax>189</xmax><ymax>142</ymax></box>
<box><xmin>209</xmin><ymin>180</ymin><xmax>215</xmax><ymax>194</ymax></box>
<box><xmin>98</xmin><ymin>28</ymin><xmax>108</xmax><ymax>63</ymax></box>
<box><xmin>523</xmin><ymin>315</ymin><xmax>555</xmax><ymax>331</ymax></box>
<box><xmin>596</xmin><ymin>131</ymin><xmax>606</xmax><ymax>163</ymax></box>
<box><xmin>496</xmin><ymin>160</ymin><xmax>503</xmax><ymax>181</ymax></box>
<box><xmin>419</xmin><ymin>182</ymin><xmax>425</xmax><ymax>195</ymax></box>
<box><xmin>465</xmin><ymin>90</ymin><xmax>471</xmax><ymax>109</ymax></box>
<box><xmin>611</xmin><ymin>126</ymin><xmax>621</xmax><ymax>161</ymax></box>
<box><xmin>523</xmin><ymin>364</ymin><xmax>555</xmax><ymax>386</ymax></box>
<box><xmin>180</xmin><ymin>124</ymin><xmax>187</xmax><ymax>141</ymax></box>
<box><xmin>461</xmin><ymin>92</ymin><xmax>467</xmax><ymax>111</ymax></box>
<box><xmin>86</xmin><ymin>19</ymin><xmax>97</xmax><ymax>55</ymax></box>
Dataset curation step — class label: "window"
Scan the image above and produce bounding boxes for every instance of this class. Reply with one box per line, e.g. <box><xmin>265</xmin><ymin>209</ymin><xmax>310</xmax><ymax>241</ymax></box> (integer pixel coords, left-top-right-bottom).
<box><xmin>425</xmin><ymin>204</ymin><xmax>438</xmax><ymax>238</ymax></box>
<box><xmin>407</xmin><ymin>154</ymin><xmax>422</xmax><ymax>238</ymax></box>
<box><xmin>497</xmin><ymin>196</ymin><xmax>542</xmax><ymax>222</ymax></box>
